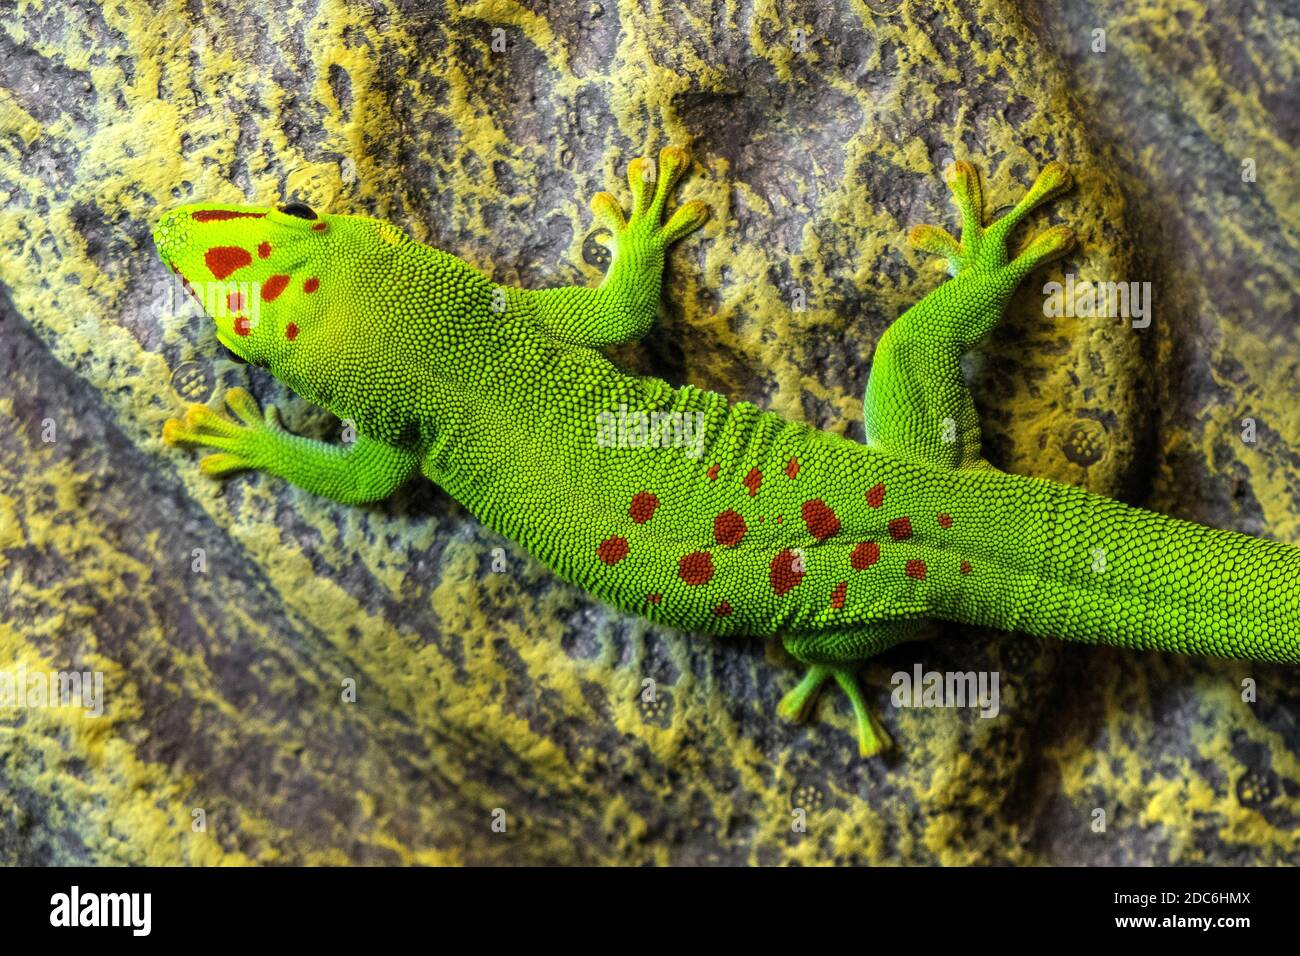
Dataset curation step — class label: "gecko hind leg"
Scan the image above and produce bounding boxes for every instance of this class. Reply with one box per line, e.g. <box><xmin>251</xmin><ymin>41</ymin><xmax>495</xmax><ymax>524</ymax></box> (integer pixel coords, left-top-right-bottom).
<box><xmin>779</xmin><ymin>624</ymin><xmax>918</xmax><ymax>757</ymax></box>
<box><xmin>863</xmin><ymin>158</ymin><xmax>1076</xmax><ymax>470</ymax></box>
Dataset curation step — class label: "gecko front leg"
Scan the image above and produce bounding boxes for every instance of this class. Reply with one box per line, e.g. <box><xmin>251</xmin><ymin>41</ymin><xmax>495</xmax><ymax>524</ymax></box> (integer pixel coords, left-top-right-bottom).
<box><xmin>522</xmin><ymin>145</ymin><xmax>711</xmax><ymax>348</ymax></box>
<box><xmin>163</xmin><ymin>388</ymin><xmax>421</xmax><ymax>504</ymax></box>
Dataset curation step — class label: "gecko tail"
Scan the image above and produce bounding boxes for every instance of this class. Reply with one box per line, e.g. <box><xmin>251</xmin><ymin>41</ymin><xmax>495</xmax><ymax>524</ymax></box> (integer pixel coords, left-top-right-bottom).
<box><xmin>1031</xmin><ymin>485</ymin><xmax>1300</xmax><ymax>663</ymax></box>
<box><xmin>940</xmin><ymin>469</ymin><xmax>1300</xmax><ymax>664</ymax></box>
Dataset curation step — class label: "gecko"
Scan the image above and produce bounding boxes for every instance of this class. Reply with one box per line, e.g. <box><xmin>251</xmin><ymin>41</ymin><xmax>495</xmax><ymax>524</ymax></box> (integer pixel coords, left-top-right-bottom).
<box><xmin>154</xmin><ymin>146</ymin><xmax>1300</xmax><ymax>757</ymax></box>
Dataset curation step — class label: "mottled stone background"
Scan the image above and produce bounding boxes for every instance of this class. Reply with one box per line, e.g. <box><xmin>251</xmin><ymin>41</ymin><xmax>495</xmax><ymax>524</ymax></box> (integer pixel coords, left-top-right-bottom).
<box><xmin>0</xmin><ymin>0</ymin><xmax>1297</xmax><ymax>864</ymax></box>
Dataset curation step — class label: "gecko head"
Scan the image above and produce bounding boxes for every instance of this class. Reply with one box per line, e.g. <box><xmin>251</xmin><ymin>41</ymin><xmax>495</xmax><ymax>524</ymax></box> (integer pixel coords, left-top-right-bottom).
<box><xmin>153</xmin><ymin>201</ymin><xmax>409</xmax><ymax>368</ymax></box>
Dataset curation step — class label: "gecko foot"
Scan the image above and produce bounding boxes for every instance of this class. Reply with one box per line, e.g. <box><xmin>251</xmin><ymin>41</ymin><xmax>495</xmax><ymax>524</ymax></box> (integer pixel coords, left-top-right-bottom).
<box><xmin>162</xmin><ymin>387</ymin><xmax>281</xmax><ymax>477</ymax></box>
<box><xmin>908</xmin><ymin>159</ymin><xmax>1075</xmax><ymax>279</ymax></box>
<box><xmin>589</xmin><ymin>145</ymin><xmax>710</xmax><ymax>254</ymax></box>
<box><xmin>777</xmin><ymin>661</ymin><xmax>892</xmax><ymax>758</ymax></box>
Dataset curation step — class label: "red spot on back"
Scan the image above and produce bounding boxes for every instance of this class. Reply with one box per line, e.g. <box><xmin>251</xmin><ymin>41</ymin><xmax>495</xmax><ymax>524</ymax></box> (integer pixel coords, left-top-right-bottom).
<box><xmin>938</xmin><ymin>513</ymin><xmax>953</xmax><ymax>529</ymax></box>
<box><xmin>801</xmin><ymin>499</ymin><xmax>840</xmax><ymax>541</ymax></box>
<box><xmin>285</xmin><ymin>322</ymin><xmax>299</xmax><ymax>341</ymax></box>
<box><xmin>312</xmin><ymin>222</ymin><xmax>327</xmax><ymax>231</ymax></box>
<box><xmin>865</xmin><ymin>483</ymin><xmax>886</xmax><ymax>508</ymax></box>
<box><xmin>193</xmin><ymin>210</ymin><xmax>266</xmax><ymax>222</ymax></box>
<box><xmin>706</xmin><ymin>464</ymin><xmax>720</xmax><ymax>481</ymax></box>
<box><xmin>597</xmin><ymin>536</ymin><xmax>629</xmax><ymax>565</ymax></box>
<box><xmin>646</xmin><ymin>593</ymin><xmax>662</xmax><ymax>604</ymax></box>
<box><xmin>960</xmin><ymin>561</ymin><xmax>972</xmax><ymax>575</ymax></box>
<box><xmin>629</xmin><ymin>491</ymin><xmax>660</xmax><ymax>524</ymax></box>
<box><xmin>303</xmin><ymin>277</ymin><xmax>319</xmax><ymax>294</ymax></box>
<box><xmin>678</xmin><ymin>551</ymin><xmax>714</xmax><ymax>586</ymax></box>
<box><xmin>232</xmin><ymin>316</ymin><xmax>251</xmax><ymax>337</ymax></box>
<box><xmin>205</xmin><ymin>246</ymin><xmax>251</xmax><ymax>279</ymax></box>
<box><xmin>713</xmin><ymin>510</ymin><xmax>746</xmax><ymax>547</ymax></box>
<box><xmin>906</xmin><ymin>559</ymin><xmax>927</xmax><ymax>580</ymax></box>
<box><xmin>830</xmin><ymin>582</ymin><xmax>847</xmax><ymax>609</ymax></box>
<box><xmin>785</xmin><ymin>457</ymin><xmax>799</xmax><ymax>478</ymax></box>
<box><xmin>261</xmin><ymin>273</ymin><xmax>291</xmax><ymax>302</ymax></box>
<box><xmin>889</xmin><ymin>517</ymin><xmax>913</xmax><ymax>541</ymax></box>
<box><xmin>770</xmin><ymin>549</ymin><xmax>806</xmax><ymax>595</ymax></box>
<box><xmin>226</xmin><ymin>291</ymin><xmax>246</xmax><ymax>312</ymax></box>
<box><xmin>743</xmin><ymin>468</ymin><xmax>762</xmax><ymax>496</ymax></box>
<box><xmin>257</xmin><ymin>241</ymin><xmax>272</xmax><ymax>259</ymax></box>
<box><xmin>851</xmin><ymin>541</ymin><xmax>880</xmax><ymax>570</ymax></box>
<box><xmin>713</xmin><ymin>601</ymin><xmax>732</xmax><ymax>617</ymax></box>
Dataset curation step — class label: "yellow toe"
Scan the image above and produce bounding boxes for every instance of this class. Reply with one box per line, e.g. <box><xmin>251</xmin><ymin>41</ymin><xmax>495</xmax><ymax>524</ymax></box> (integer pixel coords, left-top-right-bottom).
<box><xmin>198</xmin><ymin>453</ymin><xmax>248</xmax><ymax>476</ymax></box>
<box><xmin>224</xmin><ymin>387</ymin><xmax>263</xmax><ymax>424</ymax></box>
<box><xmin>161</xmin><ymin>419</ymin><xmax>187</xmax><ymax>445</ymax></box>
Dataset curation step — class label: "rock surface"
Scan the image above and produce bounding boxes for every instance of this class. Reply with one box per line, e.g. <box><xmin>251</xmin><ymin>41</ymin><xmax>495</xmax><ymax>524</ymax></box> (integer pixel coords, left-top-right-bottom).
<box><xmin>0</xmin><ymin>0</ymin><xmax>1297</xmax><ymax>864</ymax></box>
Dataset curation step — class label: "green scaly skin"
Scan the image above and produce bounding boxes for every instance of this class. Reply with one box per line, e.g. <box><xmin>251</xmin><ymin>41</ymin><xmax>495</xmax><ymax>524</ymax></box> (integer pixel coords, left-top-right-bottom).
<box><xmin>155</xmin><ymin>147</ymin><xmax>1300</xmax><ymax>758</ymax></box>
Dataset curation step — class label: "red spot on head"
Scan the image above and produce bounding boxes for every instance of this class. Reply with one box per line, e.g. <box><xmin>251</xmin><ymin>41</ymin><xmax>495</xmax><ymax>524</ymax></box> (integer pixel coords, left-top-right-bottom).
<box><xmin>743</xmin><ymin>467</ymin><xmax>762</xmax><ymax>496</ymax></box>
<box><xmin>232</xmin><ymin>315</ymin><xmax>252</xmax><ymax>336</ymax></box>
<box><xmin>678</xmin><ymin>551</ymin><xmax>714</xmax><ymax>585</ymax></box>
<box><xmin>597</xmin><ymin>536</ymin><xmax>629</xmax><ymax>565</ymax></box>
<box><xmin>257</xmin><ymin>241</ymin><xmax>272</xmax><ymax>259</ymax></box>
<box><xmin>706</xmin><ymin>464</ymin><xmax>720</xmax><ymax>481</ymax></box>
<box><xmin>960</xmin><ymin>561</ymin><xmax>972</xmax><ymax>575</ymax></box>
<box><xmin>770</xmin><ymin>549</ymin><xmax>806</xmax><ymax>595</ymax></box>
<box><xmin>713</xmin><ymin>601</ymin><xmax>732</xmax><ymax>617</ymax></box>
<box><xmin>193</xmin><ymin>209</ymin><xmax>266</xmax><ymax>222</ymax></box>
<box><xmin>204</xmin><ymin>246</ymin><xmax>252</xmax><ymax>279</ymax></box>
<box><xmin>888</xmin><ymin>517</ymin><xmax>913</xmax><ymax>541</ymax></box>
<box><xmin>312</xmin><ymin>222</ymin><xmax>327</xmax><ymax>232</ymax></box>
<box><xmin>785</xmin><ymin>458</ymin><xmax>800</xmax><ymax>479</ymax></box>
<box><xmin>938</xmin><ymin>513</ymin><xmax>953</xmax><ymax>529</ymax></box>
<box><xmin>713</xmin><ymin>510</ymin><xmax>746</xmax><ymax>547</ymax></box>
<box><xmin>629</xmin><ymin>491</ymin><xmax>660</xmax><ymax>524</ymax></box>
<box><xmin>774</xmin><ymin>515</ymin><xmax>782</xmax><ymax>524</ymax></box>
<box><xmin>303</xmin><ymin>277</ymin><xmax>320</xmax><ymax>294</ymax></box>
<box><xmin>646</xmin><ymin>593</ymin><xmax>662</xmax><ymax>604</ymax></box>
<box><xmin>865</xmin><ymin>483</ymin><xmax>886</xmax><ymax>508</ymax></box>
<box><xmin>906</xmin><ymin>559</ymin><xmax>927</xmax><ymax>580</ymax></box>
<box><xmin>261</xmin><ymin>273</ymin><xmax>291</xmax><ymax>302</ymax></box>
<box><xmin>285</xmin><ymin>322</ymin><xmax>299</xmax><ymax>341</ymax></box>
<box><xmin>226</xmin><ymin>291</ymin><xmax>246</xmax><ymax>312</ymax></box>
<box><xmin>851</xmin><ymin>541</ymin><xmax>880</xmax><ymax>570</ymax></box>
<box><xmin>801</xmin><ymin>499</ymin><xmax>840</xmax><ymax>541</ymax></box>
<box><xmin>830</xmin><ymin>582</ymin><xmax>847</xmax><ymax>609</ymax></box>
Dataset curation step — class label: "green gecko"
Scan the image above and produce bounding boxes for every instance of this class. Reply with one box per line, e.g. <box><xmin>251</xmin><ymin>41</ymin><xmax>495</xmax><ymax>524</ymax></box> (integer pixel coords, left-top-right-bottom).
<box><xmin>155</xmin><ymin>146</ymin><xmax>1300</xmax><ymax>757</ymax></box>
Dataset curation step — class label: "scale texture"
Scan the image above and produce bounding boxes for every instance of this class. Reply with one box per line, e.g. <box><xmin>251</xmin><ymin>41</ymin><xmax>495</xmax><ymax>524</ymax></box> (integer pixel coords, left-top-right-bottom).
<box><xmin>1</xmin><ymin>0</ymin><xmax>1298</xmax><ymax>865</ymax></box>
<box><xmin>154</xmin><ymin>149</ymin><xmax>1300</xmax><ymax>764</ymax></box>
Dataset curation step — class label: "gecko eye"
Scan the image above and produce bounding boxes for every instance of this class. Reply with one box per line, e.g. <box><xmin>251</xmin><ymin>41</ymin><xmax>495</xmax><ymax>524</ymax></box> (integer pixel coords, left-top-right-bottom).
<box><xmin>278</xmin><ymin>202</ymin><xmax>317</xmax><ymax>220</ymax></box>
<box><xmin>219</xmin><ymin>342</ymin><xmax>248</xmax><ymax>365</ymax></box>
